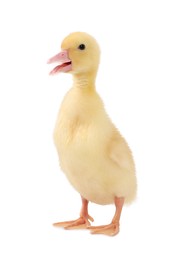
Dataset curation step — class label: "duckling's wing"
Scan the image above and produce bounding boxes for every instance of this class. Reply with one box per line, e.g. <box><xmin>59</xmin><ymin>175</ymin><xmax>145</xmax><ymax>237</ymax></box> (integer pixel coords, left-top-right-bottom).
<box><xmin>108</xmin><ymin>130</ymin><xmax>134</xmax><ymax>171</ymax></box>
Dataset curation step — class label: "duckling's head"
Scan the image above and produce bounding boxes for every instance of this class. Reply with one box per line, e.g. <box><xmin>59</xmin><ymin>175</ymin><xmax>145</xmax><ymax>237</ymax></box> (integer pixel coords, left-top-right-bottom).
<box><xmin>48</xmin><ymin>32</ymin><xmax>100</xmax><ymax>78</ymax></box>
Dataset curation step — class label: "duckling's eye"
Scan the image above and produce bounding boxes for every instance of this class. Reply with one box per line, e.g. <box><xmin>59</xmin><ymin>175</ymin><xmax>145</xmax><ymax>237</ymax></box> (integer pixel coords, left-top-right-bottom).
<box><xmin>78</xmin><ymin>44</ymin><xmax>86</xmax><ymax>50</ymax></box>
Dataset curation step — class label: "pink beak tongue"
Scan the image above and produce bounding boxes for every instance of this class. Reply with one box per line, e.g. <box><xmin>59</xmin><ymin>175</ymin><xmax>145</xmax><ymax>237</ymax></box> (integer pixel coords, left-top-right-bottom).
<box><xmin>47</xmin><ymin>50</ymin><xmax>72</xmax><ymax>75</ymax></box>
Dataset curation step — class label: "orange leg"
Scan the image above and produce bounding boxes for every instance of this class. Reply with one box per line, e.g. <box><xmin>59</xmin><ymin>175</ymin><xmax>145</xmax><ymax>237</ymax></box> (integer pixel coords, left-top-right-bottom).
<box><xmin>53</xmin><ymin>197</ymin><xmax>94</xmax><ymax>229</ymax></box>
<box><xmin>88</xmin><ymin>197</ymin><xmax>124</xmax><ymax>236</ymax></box>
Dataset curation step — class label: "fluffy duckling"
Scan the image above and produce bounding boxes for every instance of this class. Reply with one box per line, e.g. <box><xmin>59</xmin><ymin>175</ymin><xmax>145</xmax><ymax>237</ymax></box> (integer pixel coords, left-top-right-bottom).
<box><xmin>48</xmin><ymin>32</ymin><xmax>137</xmax><ymax>236</ymax></box>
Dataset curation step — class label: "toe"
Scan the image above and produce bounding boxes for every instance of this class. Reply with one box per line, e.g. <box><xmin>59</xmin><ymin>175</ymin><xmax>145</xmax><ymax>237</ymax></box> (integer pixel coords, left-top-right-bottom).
<box><xmin>89</xmin><ymin>223</ymin><xmax>119</xmax><ymax>236</ymax></box>
<box><xmin>53</xmin><ymin>216</ymin><xmax>92</xmax><ymax>230</ymax></box>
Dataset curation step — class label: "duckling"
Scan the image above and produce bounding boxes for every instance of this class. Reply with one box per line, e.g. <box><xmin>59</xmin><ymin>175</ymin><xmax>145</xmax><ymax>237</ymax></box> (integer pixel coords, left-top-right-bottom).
<box><xmin>48</xmin><ymin>32</ymin><xmax>137</xmax><ymax>236</ymax></box>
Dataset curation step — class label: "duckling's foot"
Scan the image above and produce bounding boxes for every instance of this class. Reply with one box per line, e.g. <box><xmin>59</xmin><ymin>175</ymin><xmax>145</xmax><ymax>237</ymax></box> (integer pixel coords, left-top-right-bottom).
<box><xmin>53</xmin><ymin>196</ymin><xmax>93</xmax><ymax>230</ymax></box>
<box><xmin>88</xmin><ymin>222</ymin><xmax>119</xmax><ymax>236</ymax></box>
<box><xmin>53</xmin><ymin>214</ymin><xmax>94</xmax><ymax>229</ymax></box>
<box><xmin>88</xmin><ymin>196</ymin><xmax>124</xmax><ymax>236</ymax></box>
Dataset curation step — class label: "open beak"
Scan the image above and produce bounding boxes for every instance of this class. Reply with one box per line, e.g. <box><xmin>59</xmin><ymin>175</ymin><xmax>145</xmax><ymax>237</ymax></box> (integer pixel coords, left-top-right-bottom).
<box><xmin>47</xmin><ymin>50</ymin><xmax>72</xmax><ymax>75</ymax></box>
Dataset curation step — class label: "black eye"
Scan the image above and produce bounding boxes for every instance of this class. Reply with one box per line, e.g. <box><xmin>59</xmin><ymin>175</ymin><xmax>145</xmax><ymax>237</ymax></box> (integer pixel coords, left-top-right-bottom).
<box><xmin>78</xmin><ymin>44</ymin><xmax>86</xmax><ymax>50</ymax></box>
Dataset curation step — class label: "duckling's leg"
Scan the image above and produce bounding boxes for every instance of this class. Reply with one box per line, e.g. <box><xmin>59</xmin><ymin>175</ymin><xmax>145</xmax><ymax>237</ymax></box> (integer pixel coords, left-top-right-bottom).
<box><xmin>53</xmin><ymin>197</ymin><xmax>94</xmax><ymax>229</ymax></box>
<box><xmin>88</xmin><ymin>197</ymin><xmax>124</xmax><ymax>236</ymax></box>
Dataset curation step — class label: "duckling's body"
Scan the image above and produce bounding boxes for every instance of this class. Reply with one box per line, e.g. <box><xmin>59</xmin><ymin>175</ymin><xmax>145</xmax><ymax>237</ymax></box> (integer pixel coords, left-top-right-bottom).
<box><xmin>48</xmin><ymin>32</ymin><xmax>137</xmax><ymax>236</ymax></box>
<box><xmin>54</xmin><ymin>86</ymin><xmax>136</xmax><ymax>205</ymax></box>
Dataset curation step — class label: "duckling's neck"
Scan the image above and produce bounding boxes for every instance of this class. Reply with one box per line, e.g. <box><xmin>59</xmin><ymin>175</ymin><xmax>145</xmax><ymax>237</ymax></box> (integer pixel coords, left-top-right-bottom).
<box><xmin>73</xmin><ymin>72</ymin><xmax>96</xmax><ymax>89</ymax></box>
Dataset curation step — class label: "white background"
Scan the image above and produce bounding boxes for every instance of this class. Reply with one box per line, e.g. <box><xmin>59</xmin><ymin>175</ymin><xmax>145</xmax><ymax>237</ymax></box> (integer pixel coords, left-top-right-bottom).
<box><xmin>0</xmin><ymin>0</ymin><xmax>189</xmax><ymax>259</ymax></box>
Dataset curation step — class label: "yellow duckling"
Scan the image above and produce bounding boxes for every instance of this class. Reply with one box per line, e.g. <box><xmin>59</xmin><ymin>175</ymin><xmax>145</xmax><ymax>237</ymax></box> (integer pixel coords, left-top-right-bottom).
<box><xmin>48</xmin><ymin>32</ymin><xmax>137</xmax><ymax>236</ymax></box>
